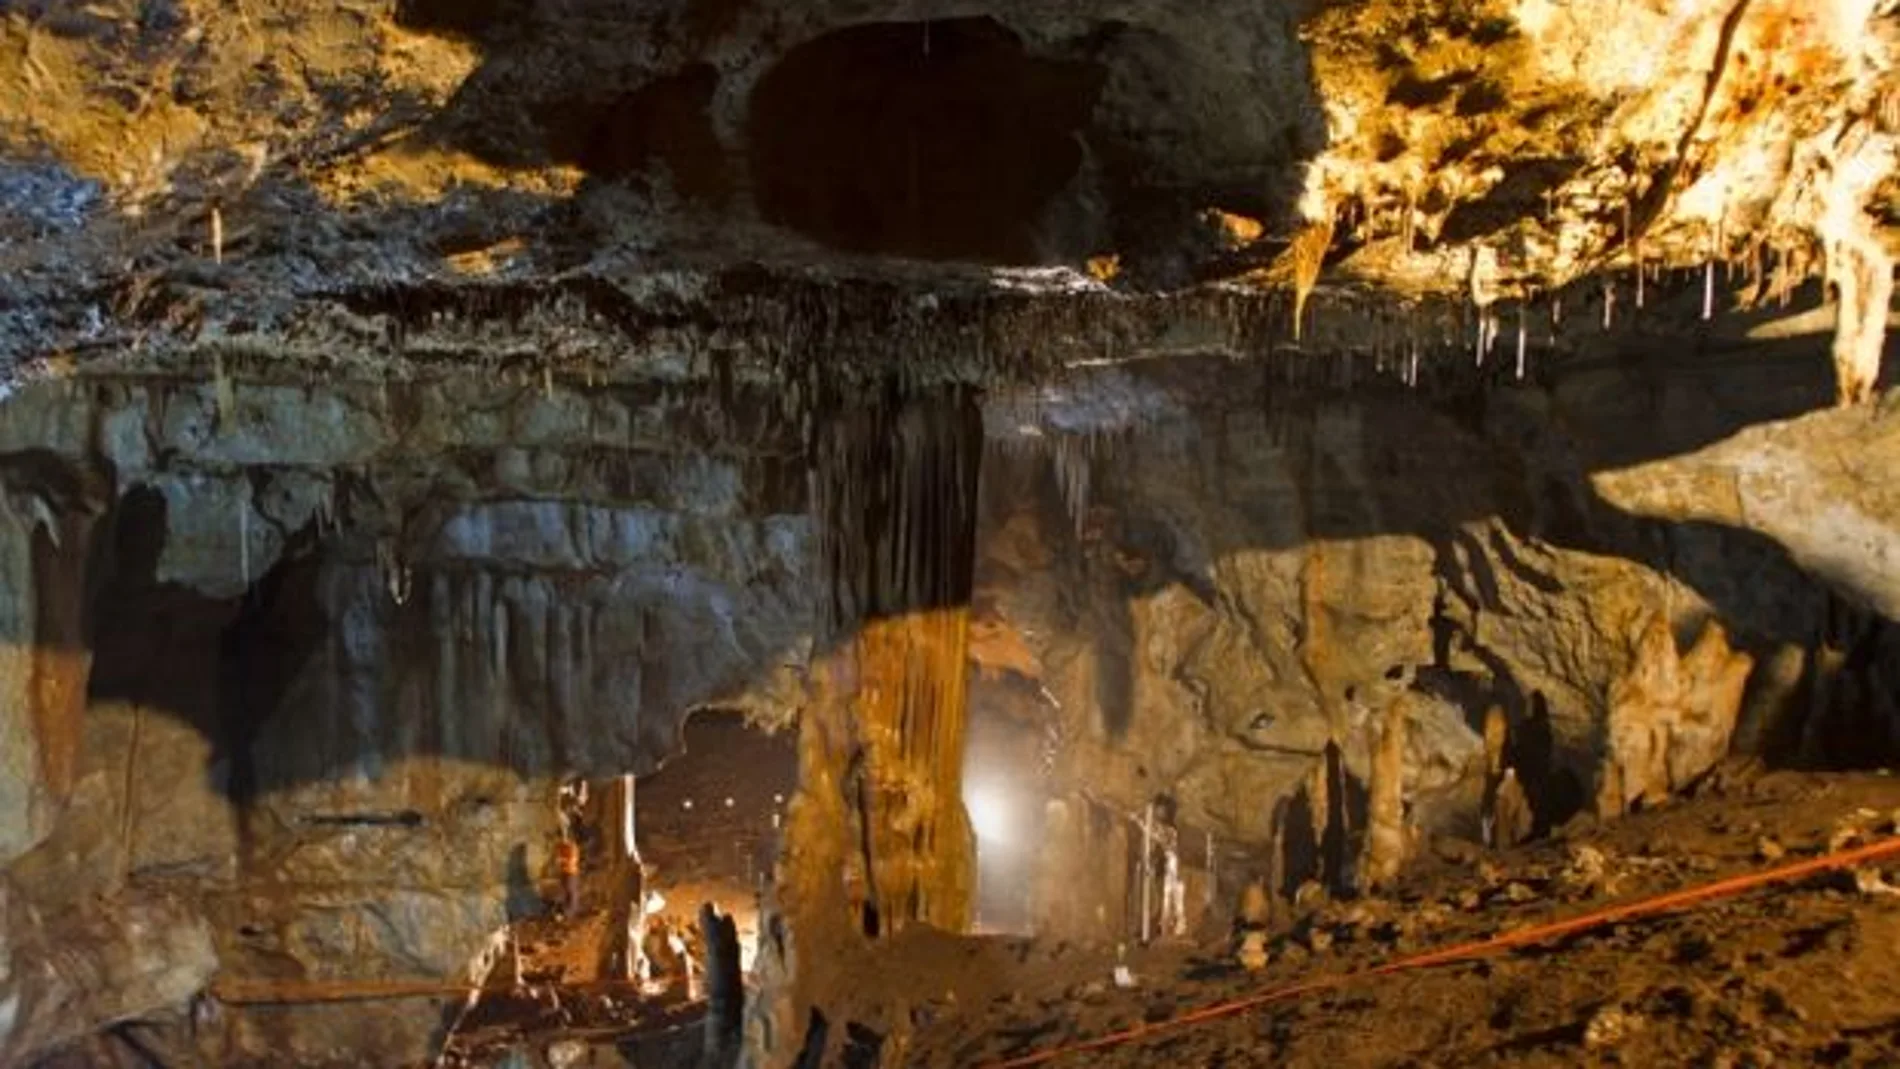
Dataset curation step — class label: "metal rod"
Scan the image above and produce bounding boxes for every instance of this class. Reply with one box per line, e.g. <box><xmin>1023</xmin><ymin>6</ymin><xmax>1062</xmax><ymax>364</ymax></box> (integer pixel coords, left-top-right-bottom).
<box><xmin>1139</xmin><ymin>802</ymin><xmax>1154</xmax><ymax>945</ymax></box>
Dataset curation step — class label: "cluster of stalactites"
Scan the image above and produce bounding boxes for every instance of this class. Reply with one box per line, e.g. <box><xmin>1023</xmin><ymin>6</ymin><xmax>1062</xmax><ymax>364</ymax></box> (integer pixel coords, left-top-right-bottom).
<box><xmin>808</xmin><ymin>383</ymin><xmax>984</xmax><ymax>642</ymax></box>
<box><xmin>985</xmin><ymin>418</ymin><xmax>1142</xmax><ymax>541</ymax></box>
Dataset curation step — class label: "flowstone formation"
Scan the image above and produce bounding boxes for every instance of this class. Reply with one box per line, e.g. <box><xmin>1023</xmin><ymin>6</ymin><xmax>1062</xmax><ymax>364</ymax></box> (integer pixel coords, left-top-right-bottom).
<box><xmin>0</xmin><ymin>0</ymin><xmax>1897</xmax><ymax>1066</ymax></box>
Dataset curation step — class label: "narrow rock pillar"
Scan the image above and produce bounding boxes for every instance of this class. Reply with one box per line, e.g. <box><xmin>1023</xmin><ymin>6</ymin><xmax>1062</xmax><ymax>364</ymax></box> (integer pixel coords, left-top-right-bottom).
<box><xmin>747</xmin><ymin>385</ymin><xmax>983</xmax><ymax>1068</ymax></box>
<box><xmin>807</xmin><ymin>384</ymin><xmax>984</xmax><ymax>935</ymax></box>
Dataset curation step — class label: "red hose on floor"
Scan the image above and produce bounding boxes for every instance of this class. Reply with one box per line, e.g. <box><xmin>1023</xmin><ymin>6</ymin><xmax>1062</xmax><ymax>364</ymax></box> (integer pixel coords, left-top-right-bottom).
<box><xmin>980</xmin><ymin>835</ymin><xmax>1900</xmax><ymax>1068</ymax></box>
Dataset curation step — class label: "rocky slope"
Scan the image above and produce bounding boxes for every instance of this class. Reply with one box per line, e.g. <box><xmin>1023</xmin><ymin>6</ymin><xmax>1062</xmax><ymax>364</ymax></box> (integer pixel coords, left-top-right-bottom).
<box><xmin>904</xmin><ymin>769</ymin><xmax>1900</xmax><ymax>1068</ymax></box>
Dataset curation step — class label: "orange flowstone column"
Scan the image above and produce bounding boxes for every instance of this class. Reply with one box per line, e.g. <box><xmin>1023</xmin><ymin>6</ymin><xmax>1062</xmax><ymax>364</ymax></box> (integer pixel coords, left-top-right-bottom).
<box><xmin>805</xmin><ymin>384</ymin><xmax>983</xmax><ymax>936</ymax></box>
<box><xmin>854</xmin><ymin>606</ymin><xmax>975</xmax><ymax>934</ymax></box>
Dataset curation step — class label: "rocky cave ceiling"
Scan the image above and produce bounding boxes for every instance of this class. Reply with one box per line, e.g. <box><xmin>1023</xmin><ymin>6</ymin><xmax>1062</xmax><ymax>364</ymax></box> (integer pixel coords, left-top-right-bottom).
<box><xmin>0</xmin><ymin>0</ymin><xmax>1894</xmax><ymax>398</ymax></box>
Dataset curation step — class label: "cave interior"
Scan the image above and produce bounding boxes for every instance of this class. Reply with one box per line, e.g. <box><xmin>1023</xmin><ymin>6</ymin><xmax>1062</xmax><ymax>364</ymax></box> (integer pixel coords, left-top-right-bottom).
<box><xmin>2</xmin><ymin>0</ymin><xmax>1900</xmax><ymax>1067</ymax></box>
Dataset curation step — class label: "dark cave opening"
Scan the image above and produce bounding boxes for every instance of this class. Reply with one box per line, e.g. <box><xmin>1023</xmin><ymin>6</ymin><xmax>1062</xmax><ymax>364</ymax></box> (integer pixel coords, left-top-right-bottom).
<box><xmin>747</xmin><ymin>18</ymin><xmax>1105</xmax><ymax>263</ymax></box>
<box><xmin>538</xmin><ymin>64</ymin><xmax>733</xmax><ymax>202</ymax></box>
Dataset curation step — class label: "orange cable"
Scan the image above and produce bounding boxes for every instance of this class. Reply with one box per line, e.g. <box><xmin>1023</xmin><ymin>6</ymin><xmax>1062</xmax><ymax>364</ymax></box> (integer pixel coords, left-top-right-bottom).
<box><xmin>980</xmin><ymin>835</ymin><xmax>1900</xmax><ymax>1068</ymax></box>
<box><xmin>211</xmin><ymin>975</ymin><xmax>693</xmax><ymax>1006</ymax></box>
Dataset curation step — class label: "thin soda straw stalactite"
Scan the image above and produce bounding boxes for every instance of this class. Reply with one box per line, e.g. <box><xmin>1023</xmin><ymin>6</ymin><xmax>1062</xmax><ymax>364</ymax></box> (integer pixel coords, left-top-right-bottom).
<box><xmin>1515</xmin><ymin>305</ymin><xmax>1527</xmax><ymax>380</ymax></box>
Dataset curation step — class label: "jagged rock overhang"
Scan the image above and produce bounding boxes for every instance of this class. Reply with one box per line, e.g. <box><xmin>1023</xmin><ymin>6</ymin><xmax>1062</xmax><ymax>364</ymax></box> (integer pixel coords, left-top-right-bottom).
<box><xmin>22</xmin><ymin>259</ymin><xmax>1818</xmax><ymax>406</ymax></box>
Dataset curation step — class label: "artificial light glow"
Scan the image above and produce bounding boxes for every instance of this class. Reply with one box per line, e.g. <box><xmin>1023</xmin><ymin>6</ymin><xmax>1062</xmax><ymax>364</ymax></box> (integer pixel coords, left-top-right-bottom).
<box><xmin>966</xmin><ymin>786</ymin><xmax>1013</xmax><ymax>847</ymax></box>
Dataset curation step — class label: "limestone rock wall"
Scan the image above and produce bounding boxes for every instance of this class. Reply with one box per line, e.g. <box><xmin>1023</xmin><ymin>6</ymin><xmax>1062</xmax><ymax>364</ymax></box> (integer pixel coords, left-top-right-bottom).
<box><xmin>974</xmin><ymin>344</ymin><xmax>1896</xmax><ymax>936</ymax></box>
<box><xmin>0</xmin><ymin>372</ymin><xmax>813</xmax><ymax>1066</ymax></box>
<box><xmin>0</xmin><ymin>878</ymin><xmax>217</xmax><ymax>1067</ymax></box>
<box><xmin>0</xmin><ymin>335</ymin><xmax>1895</xmax><ymax>1061</ymax></box>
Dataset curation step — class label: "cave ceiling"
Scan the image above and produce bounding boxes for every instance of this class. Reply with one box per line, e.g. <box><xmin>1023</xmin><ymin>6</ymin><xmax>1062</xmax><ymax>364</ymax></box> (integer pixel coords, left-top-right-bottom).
<box><xmin>0</xmin><ymin>0</ymin><xmax>1894</xmax><ymax>392</ymax></box>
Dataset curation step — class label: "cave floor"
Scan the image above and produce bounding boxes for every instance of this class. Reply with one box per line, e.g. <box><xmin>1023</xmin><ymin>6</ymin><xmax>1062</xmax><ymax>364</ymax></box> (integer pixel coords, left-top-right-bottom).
<box><xmin>437</xmin><ymin>909</ymin><xmax>704</xmax><ymax>1067</ymax></box>
<box><xmin>876</xmin><ymin>769</ymin><xmax>1900</xmax><ymax>1068</ymax></box>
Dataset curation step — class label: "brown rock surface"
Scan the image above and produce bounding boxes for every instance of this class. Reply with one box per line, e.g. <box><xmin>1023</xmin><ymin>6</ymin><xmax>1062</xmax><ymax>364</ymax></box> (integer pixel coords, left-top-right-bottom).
<box><xmin>0</xmin><ymin>3</ymin><xmax>1894</xmax><ymax>1059</ymax></box>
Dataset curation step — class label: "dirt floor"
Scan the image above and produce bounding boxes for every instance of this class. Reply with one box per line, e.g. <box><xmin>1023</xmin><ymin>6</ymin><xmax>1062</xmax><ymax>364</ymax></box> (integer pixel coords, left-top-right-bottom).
<box><xmin>812</xmin><ymin>767</ymin><xmax>1900</xmax><ymax>1068</ymax></box>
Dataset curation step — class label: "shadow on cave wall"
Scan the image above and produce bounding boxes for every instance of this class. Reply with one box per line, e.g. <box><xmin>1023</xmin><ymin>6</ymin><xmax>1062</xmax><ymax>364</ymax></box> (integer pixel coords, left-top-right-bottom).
<box><xmin>1</xmin><ymin>288</ymin><xmax>1896</xmax><ymax>821</ymax></box>
<box><xmin>974</xmin><ymin>304</ymin><xmax>1900</xmax><ymax>796</ymax></box>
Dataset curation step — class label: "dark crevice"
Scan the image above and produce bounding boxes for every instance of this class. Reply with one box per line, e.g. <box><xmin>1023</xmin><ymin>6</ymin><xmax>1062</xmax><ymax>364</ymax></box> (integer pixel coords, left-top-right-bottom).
<box><xmin>536</xmin><ymin>64</ymin><xmax>732</xmax><ymax>201</ymax></box>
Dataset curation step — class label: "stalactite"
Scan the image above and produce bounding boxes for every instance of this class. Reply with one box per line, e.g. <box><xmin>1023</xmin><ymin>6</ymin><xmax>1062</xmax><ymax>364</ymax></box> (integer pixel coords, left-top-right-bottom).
<box><xmin>1288</xmin><ymin>214</ymin><xmax>1334</xmax><ymax>343</ymax></box>
<box><xmin>1053</xmin><ymin>435</ymin><xmax>1091</xmax><ymax>538</ymax></box>
<box><xmin>315</xmin><ymin>478</ymin><xmax>334</xmax><ymax>535</ymax></box>
<box><xmin>238</xmin><ymin>496</ymin><xmax>250</xmax><ymax>588</ymax></box>
<box><xmin>213</xmin><ymin>352</ymin><xmax>235</xmax><ymax>430</ymax></box>
<box><xmin>378</xmin><ymin>538</ymin><xmax>412</xmax><ymax>606</ymax></box>
<box><xmin>1820</xmin><ymin>205</ymin><xmax>1894</xmax><ymax>406</ymax></box>
<box><xmin>1515</xmin><ymin>306</ymin><xmax>1528</xmax><ymax>381</ymax></box>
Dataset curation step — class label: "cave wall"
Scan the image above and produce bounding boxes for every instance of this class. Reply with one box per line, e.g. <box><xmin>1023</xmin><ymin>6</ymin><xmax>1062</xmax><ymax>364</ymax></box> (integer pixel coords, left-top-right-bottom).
<box><xmin>0</xmin><ymin>371</ymin><xmax>814</xmax><ymax>1066</ymax></box>
<box><xmin>0</xmin><ymin>326</ymin><xmax>1896</xmax><ymax>1063</ymax></box>
<box><xmin>972</xmin><ymin>339</ymin><xmax>1900</xmax><ymax>937</ymax></box>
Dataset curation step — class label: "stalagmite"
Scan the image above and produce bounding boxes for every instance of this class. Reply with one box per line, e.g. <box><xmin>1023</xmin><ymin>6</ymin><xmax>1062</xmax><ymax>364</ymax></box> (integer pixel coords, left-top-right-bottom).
<box><xmin>1481</xmin><ymin>705</ymin><xmax>1508</xmax><ymax>847</ymax></box>
<box><xmin>1361</xmin><ymin>698</ymin><xmax>1407</xmax><ymax>892</ymax></box>
<box><xmin>1597</xmin><ymin>615</ymin><xmax>1754</xmax><ymax>818</ymax></box>
<box><xmin>1235</xmin><ymin>878</ymin><xmax>1270</xmax><ymax>970</ymax></box>
<box><xmin>1491</xmin><ymin>769</ymin><xmax>1533</xmax><ymax>849</ymax></box>
<box><xmin>701</xmin><ymin>903</ymin><xmax>744</xmax><ymax>1068</ymax></box>
<box><xmin>1160</xmin><ymin>829</ymin><xmax>1185</xmax><ymax>939</ymax></box>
